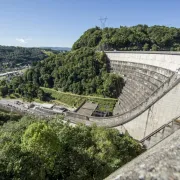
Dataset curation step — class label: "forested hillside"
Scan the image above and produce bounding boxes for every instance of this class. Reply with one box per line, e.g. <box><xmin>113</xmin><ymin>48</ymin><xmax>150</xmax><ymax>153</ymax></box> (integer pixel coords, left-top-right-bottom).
<box><xmin>0</xmin><ymin>115</ymin><xmax>144</xmax><ymax>179</ymax></box>
<box><xmin>0</xmin><ymin>47</ymin><xmax>124</xmax><ymax>100</ymax></box>
<box><xmin>72</xmin><ymin>25</ymin><xmax>180</xmax><ymax>51</ymax></box>
<box><xmin>0</xmin><ymin>46</ymin><xmax>47</xmax><ymax>70</ymax></box>
<box><xmin>27</xmin><ymin>48</ymin><xmax>124</xmax><ymax>97</ymax></box>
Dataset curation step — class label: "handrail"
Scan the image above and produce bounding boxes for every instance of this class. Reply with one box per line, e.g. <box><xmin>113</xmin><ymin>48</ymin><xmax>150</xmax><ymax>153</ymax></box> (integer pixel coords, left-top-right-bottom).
<box><xmin>140</xmin><ymin>114</ymin><xmax>180</xmax><ymax>143</ymax></box>
<box><xmin>104</xmin><ymin>51</ymin><xmax>180</xmax><ymax>55</ymax></box>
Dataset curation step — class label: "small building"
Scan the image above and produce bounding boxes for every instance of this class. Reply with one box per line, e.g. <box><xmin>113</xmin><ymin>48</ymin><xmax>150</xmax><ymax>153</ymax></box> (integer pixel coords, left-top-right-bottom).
<box><xmin>77</xmin><ymin>101</ymin><xmax>98</xmax><ymax>116</ymax></box>
<box><xmin>41</xmin><ymin>103</ymin><xmax>54</xmax><ymax>109</ymax></box>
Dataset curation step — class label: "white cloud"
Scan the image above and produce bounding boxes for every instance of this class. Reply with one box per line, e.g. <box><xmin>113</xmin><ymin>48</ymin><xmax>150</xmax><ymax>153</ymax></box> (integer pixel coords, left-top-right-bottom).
<box><xmin>16</xmin><ymin>38</ymin><xmax>32</xmax><ymax>44</ymax></box>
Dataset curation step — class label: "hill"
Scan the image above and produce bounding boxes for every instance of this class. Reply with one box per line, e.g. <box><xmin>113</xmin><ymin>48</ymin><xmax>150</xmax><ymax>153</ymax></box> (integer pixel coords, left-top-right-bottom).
<box><xmin>40</xmin><ymin>47</ymin><xmax>71</xmax><ymax>51</ymax></box>
<box><xmin>72</xmin><ymin>25</ymin><xmax>180</xmax><ymax>51</ymax></box>
<box><xmin>0</xmin><ymin>45</ymin><xmax>47</xmax><ymax>72</ymax></box>
<box><xmin>0</xmin><ymin>48</ymin><xmax>124</xmax><ymax>101</ymax></box>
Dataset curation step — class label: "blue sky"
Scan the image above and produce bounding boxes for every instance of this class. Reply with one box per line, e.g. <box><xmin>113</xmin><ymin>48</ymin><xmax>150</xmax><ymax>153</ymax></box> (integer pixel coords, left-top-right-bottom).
<box><xmin>0</xmin><ymin>0</ymin><xmax>180</xmax><ymax>47</ymax></box>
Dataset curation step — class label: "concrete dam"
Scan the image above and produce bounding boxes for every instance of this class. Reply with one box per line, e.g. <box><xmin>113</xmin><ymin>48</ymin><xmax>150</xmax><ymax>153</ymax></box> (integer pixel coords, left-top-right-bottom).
<box><xmin>66</xmin><ymin>51</ymin><xmax>180</xmax><ymax>141</ymax></box>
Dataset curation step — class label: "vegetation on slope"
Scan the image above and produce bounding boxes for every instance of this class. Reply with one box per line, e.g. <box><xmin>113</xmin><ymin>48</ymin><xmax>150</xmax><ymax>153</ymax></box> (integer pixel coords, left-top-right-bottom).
<box><xmin>0</xmin><ymin>76</ymin><xmax>41</xmax><ymax>101</ymax></box>
<box><xmin>0</xmin><ymin>46</ymin><xmax>47</xmax><ymax>71</ymax></box>
<box><xmin>0</xmin><ymin>115</ymin><xmax>144</xmax><ymax>180</ymax></box>
<box><xmin>25</xmin><ymin>48</ymin><xmax>124</xmax><ymax>98</ymax></box>
<box><xmin>0</xmin><ymin>109</ymin><xmax>22</xmax><ymax>125</ymax></box>
<box><xmin>41</xmin><ymin>87</ymin><xmax>117</xmax><ymax>113</ymax></box>
<box><xmin>72</xmin><ymin>25</ymin><xmax>180</xmax><ymax>51</ymax></box>
<box><xmin>0</xmin><ymin>47</ymin><xmax>124</xmax><ymax>103</ymax></box>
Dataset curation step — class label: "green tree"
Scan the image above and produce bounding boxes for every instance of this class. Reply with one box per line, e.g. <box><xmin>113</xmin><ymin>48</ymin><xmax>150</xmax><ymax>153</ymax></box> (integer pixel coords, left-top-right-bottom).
<box><xmin>143</xmin><ymin>43</ymin><xmax>149</xmax><ymax>51</ymax></box>
<box><xmin>0</xmin><ymin>143</ymin><xmax>45</xmax><ymax>180</ymax></box>
<box><xmin>21</xmin><ymin>122</ymin><xmax>60</xmax><ymax>171</ymax></box>
<box><xmin>37</xmin><ymin>89</ymin><xmax>46</xmax><ymax>101</ymax></box>
<box><xmin>151</xmin><ymin>44</ymin><xmax>159</xmax><ymax>51</ymax></box>
<box><xmin>0</xmin><ymin>116</ymin><xmax>144</xmax><ymax>180</ymax></box>
<box><xmin>103</xmin><ymin>74</ymin><xmax>124</xmax><ymax>98</ymax></box>
<box><xmin>0</xmin><ymin>86</ymin><xmax>8</xmax><ymax>97</ymax></box>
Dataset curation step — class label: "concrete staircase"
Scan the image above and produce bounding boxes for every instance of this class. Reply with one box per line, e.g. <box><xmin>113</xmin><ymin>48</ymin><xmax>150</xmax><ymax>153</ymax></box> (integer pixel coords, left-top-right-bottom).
<box><xmin>140</xmin><ymin>119</ymin><xmax>180</xmax><ymax>149</ymax></box>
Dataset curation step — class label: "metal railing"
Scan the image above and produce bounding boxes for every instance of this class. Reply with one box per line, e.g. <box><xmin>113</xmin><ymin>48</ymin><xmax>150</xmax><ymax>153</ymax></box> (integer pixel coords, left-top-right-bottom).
<box><xmin>140</xmin><ymin>114</ymin><xmax>180</xmax><ymax>144</ymax></box>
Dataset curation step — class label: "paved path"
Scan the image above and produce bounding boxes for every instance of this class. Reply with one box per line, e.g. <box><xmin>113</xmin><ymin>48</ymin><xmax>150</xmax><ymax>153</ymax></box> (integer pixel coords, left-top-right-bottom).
<box><xmin>0</xmin><ymin>99</ymin><xmax>76</xmax><ymax>127</ymax></box>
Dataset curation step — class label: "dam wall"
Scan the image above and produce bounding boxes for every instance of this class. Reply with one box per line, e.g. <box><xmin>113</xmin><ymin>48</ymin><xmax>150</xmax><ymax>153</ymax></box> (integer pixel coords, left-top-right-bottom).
<box><xmin>105</xmin><ymin>51</ymin><xmax>180</xmax><ymax>72</ymax></box>
<box><xmin>105</xmin><ymin>128</ymin><xmax>180</xmax><ymax>180</ymax></box>
<box><xmin>106</xmin><ymin>51</ymin><xmax>180</xmax><ymax>140</ymax></box>
<box><xmin>115</xmin><ymin>78</ymin><xmax>180</xmax><ymax>140</ymax></box>
<box><xmin>66</xmin><ymin>51</ymin><xmax>180</xmax><ymax>141</ymax></box>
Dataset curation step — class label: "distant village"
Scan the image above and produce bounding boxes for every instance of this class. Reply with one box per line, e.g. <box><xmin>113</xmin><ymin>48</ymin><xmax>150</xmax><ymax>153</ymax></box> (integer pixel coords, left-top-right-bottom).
<box><xmin>0</xmin><ymin>65</ymin><xmax>29</xmax><ymax>80</ymax></box>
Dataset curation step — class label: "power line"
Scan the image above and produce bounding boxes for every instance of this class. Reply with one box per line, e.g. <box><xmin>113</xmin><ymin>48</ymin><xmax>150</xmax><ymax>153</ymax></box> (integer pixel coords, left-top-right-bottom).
<box><xmin>98</xmin><ymin>17</ymin><xmax>108</xmax><ymax>51</ymax></box>
<box><xmin>99</xmin><ymin>17</ymin><xmax>108</xmax><ymax>29</ymax></box>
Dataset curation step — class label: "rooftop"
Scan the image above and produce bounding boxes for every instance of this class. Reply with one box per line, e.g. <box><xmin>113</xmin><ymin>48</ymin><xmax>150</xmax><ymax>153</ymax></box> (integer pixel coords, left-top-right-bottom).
<box><xmin>77</xmin><ymin>102</ymin><xmax>98</xmax><ymax>116</ymax></box>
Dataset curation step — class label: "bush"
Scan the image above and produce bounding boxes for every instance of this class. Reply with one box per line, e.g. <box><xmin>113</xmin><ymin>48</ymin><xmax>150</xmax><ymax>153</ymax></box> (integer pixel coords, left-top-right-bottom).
<box><xmin>0</xmin><ymin>116</ymin><xmax>144</xmax><ymax>180</ymax></box>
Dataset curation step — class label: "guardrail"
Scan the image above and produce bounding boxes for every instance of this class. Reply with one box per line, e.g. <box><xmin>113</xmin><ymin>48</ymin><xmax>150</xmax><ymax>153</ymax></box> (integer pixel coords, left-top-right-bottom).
<box><xmin>140</xmin><ymin>114</ymin><xmax>180</xmax><ymax>144</ymax></box>
<box><xmin>104</xmin><ymin>51</ymin><xmax>180</xmax><ymax>55</ymax></box>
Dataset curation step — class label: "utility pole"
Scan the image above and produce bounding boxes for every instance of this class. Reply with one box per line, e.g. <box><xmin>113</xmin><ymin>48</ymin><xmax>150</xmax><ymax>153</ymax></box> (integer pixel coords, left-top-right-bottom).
<box><xmin>99</xmin><ymin>17</ymin><xmax>108</xmax><ymax>51</ymax></box>
<box><xmin>99</xmin><ymin>17</ymin><xmax>108</xmax><ymax>29</ymax></box>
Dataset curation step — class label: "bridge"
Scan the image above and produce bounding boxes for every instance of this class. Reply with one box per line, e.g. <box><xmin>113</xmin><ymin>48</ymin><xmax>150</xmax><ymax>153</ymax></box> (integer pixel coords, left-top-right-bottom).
<box><xmin>66</xmin><ymin>51</ymin><xmax>180</xmax><ymax>141</ymax></box>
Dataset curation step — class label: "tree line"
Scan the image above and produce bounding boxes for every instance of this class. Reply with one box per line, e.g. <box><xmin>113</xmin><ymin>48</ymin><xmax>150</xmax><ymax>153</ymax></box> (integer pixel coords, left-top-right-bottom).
<box><xmin>72</xmin><ymin>25</ymin><xmax>180</xmax><ymax>51</ymax></box>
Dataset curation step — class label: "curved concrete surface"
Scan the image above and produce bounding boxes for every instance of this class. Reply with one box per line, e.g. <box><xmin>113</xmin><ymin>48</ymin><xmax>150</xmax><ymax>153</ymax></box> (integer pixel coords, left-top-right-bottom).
<box><xmin>105</xmin><ymin>128</ymin><xmax>180</xmax><ymax>180</ymax></box>
<box><xmin>65</xmin><ymin>51</ymin><xmax>180</xmax><ymax>140</ymax></box>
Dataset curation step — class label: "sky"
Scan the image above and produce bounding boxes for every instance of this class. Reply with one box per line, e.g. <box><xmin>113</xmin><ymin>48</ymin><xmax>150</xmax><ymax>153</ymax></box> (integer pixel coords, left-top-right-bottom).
<box><xmin>0</xmin><ymin>0</ymin><xmax>180</xmax><ymax>47</ymax></box>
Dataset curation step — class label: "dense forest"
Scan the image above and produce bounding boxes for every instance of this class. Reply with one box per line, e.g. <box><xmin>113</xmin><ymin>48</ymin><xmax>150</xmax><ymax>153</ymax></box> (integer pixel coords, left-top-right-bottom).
<box><xmin>0</xmin><ymin>46</ymin><xmax>47</xmax><ymax>71</ymax></box>
<box><xmin>72</xmin><ymin>25</ymin><xmax>180</xmax><ymax>51</ymax></box>
<box><xmin>0</xmin><ymin>47</ymin><xmax>124</xmax><ymax>100</ymax></box>
<box><xmin>0</xmin><ymin>115</ymin><xmax>144</xmax><ymax>180</ymax></box>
